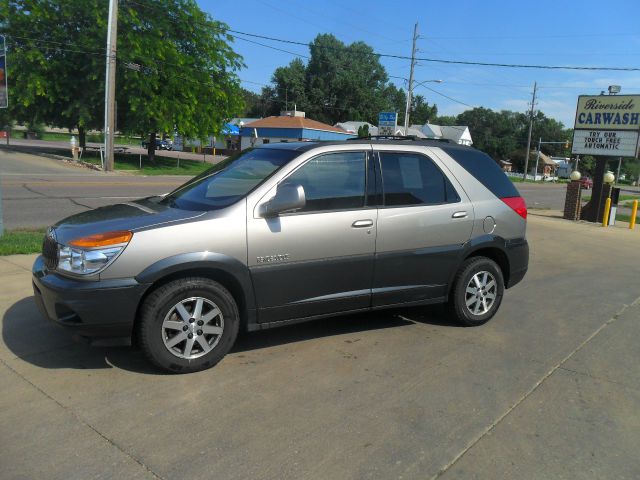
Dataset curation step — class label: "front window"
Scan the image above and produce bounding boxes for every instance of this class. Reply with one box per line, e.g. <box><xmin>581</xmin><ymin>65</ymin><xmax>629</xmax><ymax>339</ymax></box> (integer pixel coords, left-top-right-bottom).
<box><xmin>161</xmin><ymin>148</ymin><xmax>298</xmax><ymax>211</ymax></box>
<box><xmin>282</xmin><ymin>151</ymin><xmax>367</xmax><ymax>212</ymax></box>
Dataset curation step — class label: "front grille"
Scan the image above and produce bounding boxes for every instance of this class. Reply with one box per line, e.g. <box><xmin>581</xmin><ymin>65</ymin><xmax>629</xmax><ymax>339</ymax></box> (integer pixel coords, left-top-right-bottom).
<box><xmin>42</xmin><ymin>235</ymin><xmax>59</xmax><ymax>270</ymax></box>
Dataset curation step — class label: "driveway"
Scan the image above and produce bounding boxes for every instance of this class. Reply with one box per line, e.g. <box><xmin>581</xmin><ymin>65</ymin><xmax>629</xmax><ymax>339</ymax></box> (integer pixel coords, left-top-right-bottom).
<box><xmin>1</xmin><ymin>215</ymin><xmax>640</xmax><ymax>479</ymax></box>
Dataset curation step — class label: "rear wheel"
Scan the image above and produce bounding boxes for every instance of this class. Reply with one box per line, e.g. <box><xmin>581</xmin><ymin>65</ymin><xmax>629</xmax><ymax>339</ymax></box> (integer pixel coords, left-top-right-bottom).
<box><xmin>448</xmin><ymin>257</ymin><xmax>504</xmax><ymax>326</ymax></box>
<box><xmin>138</xmin><ymin>277</ymin><xmax>239</xmax><ymax>373</ymax></box>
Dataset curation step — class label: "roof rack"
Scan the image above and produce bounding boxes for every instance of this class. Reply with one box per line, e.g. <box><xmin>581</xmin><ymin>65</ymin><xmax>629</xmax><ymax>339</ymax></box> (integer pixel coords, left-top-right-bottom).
<box><xmin>346</xmin><ymin>135</ymin><xmax>459</xmax><ymax>144</ymax></box>
<box><xmin>347</xmin><ymin>135</ymin><xmax>417</xmax><ymax>141</ymax></box>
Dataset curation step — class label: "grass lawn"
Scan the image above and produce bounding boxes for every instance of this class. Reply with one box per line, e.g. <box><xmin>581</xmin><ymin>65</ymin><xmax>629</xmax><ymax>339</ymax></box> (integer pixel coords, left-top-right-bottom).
<box><xmin>40</xmin><ymin>131</ymin><xmax>139</xmax><ymax>146</ymax></box>
<box><xmin>0</xmin><ymin>228</ymin><xmax>46</xmax><ymax>256</ymax></box>
<box><xmin>583</xmin><ymin>194</ymin><xmax>640</xmax><ymax>203</ymax></box>
<box><xmin>81</xmin><ymin>152</ymin><xmax>211</xmax><ymax>176</ymax></box>
<box><xmin>615</xmin><ymin>212</ymin><xmax>640</xmax><ymax>224</ymax></box>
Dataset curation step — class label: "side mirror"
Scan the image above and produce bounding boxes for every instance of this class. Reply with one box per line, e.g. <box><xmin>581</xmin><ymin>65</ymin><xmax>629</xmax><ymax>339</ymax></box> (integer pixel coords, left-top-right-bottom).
<box><xmin>260</xmin><ymin>184</ymin><xmax>306</xmax><ymax>217</ymax></box>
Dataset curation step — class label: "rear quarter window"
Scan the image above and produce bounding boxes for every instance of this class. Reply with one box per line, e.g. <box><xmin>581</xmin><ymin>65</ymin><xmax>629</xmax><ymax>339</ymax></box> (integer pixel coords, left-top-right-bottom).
<box><xmin>443</xmin><ymin>147</ymin><xmax>519</xmax><ymax>198</ymax></box>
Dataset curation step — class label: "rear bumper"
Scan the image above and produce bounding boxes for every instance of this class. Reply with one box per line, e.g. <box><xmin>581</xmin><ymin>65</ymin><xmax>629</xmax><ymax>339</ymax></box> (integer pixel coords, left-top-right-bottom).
<box><xmin>505</xmin><ymin>238</ymin><xmax>529</xmax><ymax>288</ymax></box>
<box><xmin>32</xmin><ymin>256</ymin><xmax>150</xmax><ymax>343</ymax></box>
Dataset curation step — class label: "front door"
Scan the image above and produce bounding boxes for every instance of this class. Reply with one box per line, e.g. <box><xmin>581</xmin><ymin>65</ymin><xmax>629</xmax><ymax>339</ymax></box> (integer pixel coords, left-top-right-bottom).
<box><xmin>247</xmin><ymin>149</ymin><xmax>378</xmax><ymax>323</ymax></box>
<box><xmin>372</xmin><ymin>149</ymin><xmax>474</xmax><ymax>307</ymax></box>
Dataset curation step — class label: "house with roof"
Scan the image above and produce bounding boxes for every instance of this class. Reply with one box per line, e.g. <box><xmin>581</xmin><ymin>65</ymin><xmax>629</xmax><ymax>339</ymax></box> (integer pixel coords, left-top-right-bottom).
<box><xmin>530</xmin><ymin>150</ymin><xmax>558</xmax><ymax>177</ymax></box>
<box><xmin>398</xmin><ymin>125</ymin><xmax>427</xmax><ymax>138</ymax></box>
<box><xmin>334</xmin><ymin>121</ymin><xmax>379</xmax><ymax>136</ymax></box>
<box><xmin>334</xmin><ymin>121</ymin><xmax>428</xmax><ymax>138</ymax></box>
<box><xmin>240</xmin><ymin>110</ymin><xmax>355</xmax><ymax>149</ymax></box>
<box><xmin>421</xmin><ymin>123</ymin><xmax>473</xmax><ymax>145</ymax></box>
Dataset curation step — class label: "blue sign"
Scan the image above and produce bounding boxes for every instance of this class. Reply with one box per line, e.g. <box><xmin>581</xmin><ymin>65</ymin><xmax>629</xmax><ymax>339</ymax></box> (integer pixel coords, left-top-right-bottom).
<box><xmin>378</xmin><ymin>112</ymin><xmax>397</xmax><ymax>126</ymax></box>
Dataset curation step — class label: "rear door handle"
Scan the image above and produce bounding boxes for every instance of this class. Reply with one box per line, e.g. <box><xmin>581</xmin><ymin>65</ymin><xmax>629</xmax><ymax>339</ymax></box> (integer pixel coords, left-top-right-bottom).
<box><xmin>452</xmin><ymin>211</ymin><xmax>468</xmax><ymax>219</ymax></box>
<box><xmin>352</xmin><ymin>219</ymin><xmax>374</xmax><ymax>228</ymax></box>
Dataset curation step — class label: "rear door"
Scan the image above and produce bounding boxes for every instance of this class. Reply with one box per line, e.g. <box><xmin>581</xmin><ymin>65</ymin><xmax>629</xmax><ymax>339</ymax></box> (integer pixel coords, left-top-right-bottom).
<box><xmin>372</xmin><ymin>146</ymin><xmax>474</xmax><ymax>307</ymax></box>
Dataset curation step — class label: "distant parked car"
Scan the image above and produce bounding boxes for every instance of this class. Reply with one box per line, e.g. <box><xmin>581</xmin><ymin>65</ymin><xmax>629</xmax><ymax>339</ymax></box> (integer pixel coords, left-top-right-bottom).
<box><xmin>142</xmin><ymin>138</ymin><xmax>173</xmax><ymax>151</ymax></box>
<box><xmin>580</xmin><ymin>177</ymin><xmax>593</xmax><ymax>189</ymax></box>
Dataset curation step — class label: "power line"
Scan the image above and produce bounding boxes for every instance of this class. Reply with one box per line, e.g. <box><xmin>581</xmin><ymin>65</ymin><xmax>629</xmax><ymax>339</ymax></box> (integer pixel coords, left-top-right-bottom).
<box><xmin>233</xmin><ymin>33</ymin><xmax>309</xmax><ymax>59</ymax></box>
<box><xmin>224</xmin><ymin>28</ymin><xmax>640</xmax><ymax>72</ymax></box>
<box><xmin>123</xmin><ymin>0</ymin><xmax>640</xmax><ymax>71</ymax></box>
<box><xmin>416</xmin><ymin>84</ymin><xmax>475</xmax><ymax>108</ymax></box>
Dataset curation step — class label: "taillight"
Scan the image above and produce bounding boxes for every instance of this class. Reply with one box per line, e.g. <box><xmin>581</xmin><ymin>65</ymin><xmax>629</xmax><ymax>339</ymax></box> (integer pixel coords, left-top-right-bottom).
<box><xmin>501</xmin><ymin>196</ymin><xmax>527</xmax><ymax>220</ymax></box>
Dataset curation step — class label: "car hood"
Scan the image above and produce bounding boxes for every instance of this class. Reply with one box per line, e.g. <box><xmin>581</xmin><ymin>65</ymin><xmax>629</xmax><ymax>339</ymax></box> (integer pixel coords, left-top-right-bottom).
<box><xmin>52</xmin><ymin>197</ymin><xmax>206</xmax><ymax>245</ymax></box>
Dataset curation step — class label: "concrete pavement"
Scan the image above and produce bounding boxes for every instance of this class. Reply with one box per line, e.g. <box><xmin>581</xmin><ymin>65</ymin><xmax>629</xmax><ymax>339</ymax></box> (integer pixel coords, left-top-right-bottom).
<box><xmin>1</xmin><ymin>216</ymin><xmax>640</xmax><ymax>479</ymax></box>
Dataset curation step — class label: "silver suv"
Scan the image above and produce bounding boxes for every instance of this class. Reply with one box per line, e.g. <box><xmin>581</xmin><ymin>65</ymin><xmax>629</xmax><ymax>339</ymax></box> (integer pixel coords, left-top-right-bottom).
<box><xmin>33</xmin><ymin>139</ymin><xmax>529</xmax><ymax>373</ymax></box>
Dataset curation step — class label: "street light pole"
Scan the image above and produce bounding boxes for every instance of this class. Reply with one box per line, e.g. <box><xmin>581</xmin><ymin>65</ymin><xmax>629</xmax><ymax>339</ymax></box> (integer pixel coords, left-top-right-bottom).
<box><xmin>523</xmin><ymin>81</ymin><xmax>537</xmax><ymax>181</ymax></box>
<box><xmin>103</xmin><ymin>0</ymin><xmax>118</xmax><ymax>171</ymax></box>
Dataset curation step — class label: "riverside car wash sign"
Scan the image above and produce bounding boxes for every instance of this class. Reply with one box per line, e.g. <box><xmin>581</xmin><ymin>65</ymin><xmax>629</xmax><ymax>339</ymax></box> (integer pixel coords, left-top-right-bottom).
<box><xmin>571</xmin><ymin>95</ymin><xmax>640</xmax><ymax>157</ymax></box>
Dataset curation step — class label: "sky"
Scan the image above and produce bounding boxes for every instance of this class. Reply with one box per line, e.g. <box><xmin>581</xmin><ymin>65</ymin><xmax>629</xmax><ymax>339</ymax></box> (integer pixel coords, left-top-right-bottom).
<box><xmin>199</xmin><ymin>0</ymin><xmax>640</xmax><ymax>127</ymax></box>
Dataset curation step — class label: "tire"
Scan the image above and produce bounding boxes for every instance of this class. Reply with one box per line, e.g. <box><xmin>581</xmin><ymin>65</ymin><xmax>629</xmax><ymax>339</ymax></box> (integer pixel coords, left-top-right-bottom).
<box><xmin>138</xmin><ymin>277</ymin><xmax>239</xmax><ymax>373</ymax></box>
<box><xmin>448</xmin><ymin>256</ymin><xmax>504</xmax><ymax>327</ymax></box>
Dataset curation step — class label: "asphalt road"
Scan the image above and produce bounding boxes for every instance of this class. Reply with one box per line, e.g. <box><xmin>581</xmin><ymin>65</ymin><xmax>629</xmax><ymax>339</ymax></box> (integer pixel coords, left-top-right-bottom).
<box><xmin>1</xmin><ymin>149</ymin><xmax>188</xmax><ymax>228</ymax></box>
<box><xmin>1</xmin><ymin>215</ymin><xmax>640</xmax><ymax>479</ymax></box>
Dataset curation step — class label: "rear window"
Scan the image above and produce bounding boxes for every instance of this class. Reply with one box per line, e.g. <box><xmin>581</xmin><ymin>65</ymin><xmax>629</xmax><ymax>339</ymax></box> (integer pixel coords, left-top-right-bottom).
<box><xmin>379</xmin><ymin>152</ymin><xmax>460</xmax><ymax>206</ymax></box>
<box><xmin>444</xmin><ymin>147</ymin><xmax>519</xmax><ymax>198</ymax></box>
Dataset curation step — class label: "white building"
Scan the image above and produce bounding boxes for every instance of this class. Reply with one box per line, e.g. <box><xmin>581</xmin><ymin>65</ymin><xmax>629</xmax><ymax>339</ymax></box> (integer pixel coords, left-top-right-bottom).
<box><xmin>420</xmin><ymin>123</ymin><xmax>473</xmax><ymax>146</ymax></box>
<box><xmin>335</xmin><ymin>121</ymin><xmax>379</xmax><ymax>136</ymax></box>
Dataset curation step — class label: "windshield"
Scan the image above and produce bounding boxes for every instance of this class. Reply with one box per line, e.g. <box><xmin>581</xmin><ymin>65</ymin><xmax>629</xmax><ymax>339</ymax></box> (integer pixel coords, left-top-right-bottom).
<box><xmin>161</xmin><ymin>148</ymin><xmax>299</xmax><ymax>211</ymax></box>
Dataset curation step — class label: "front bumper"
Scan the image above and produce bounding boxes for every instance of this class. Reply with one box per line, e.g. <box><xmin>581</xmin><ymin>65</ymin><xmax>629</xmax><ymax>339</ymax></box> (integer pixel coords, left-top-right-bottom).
<box><xmin>32</xmin><ymin>256</ymin><xmax>150</xmax><ymax>344</ymax></box>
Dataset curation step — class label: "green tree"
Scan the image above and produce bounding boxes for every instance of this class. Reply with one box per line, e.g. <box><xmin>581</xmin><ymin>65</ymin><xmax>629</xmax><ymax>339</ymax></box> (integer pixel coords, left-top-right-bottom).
<box><xmin>453</xmin><ymin>107</ymin><xmax>571</xmax><ymax>171</ymax></box>
<box><xmin>433</xmin><ymin>115</ymin><xmax>458</xmax><ymax>126</ymax></box>
<box><xmin>240</xmin><ymin>88</ymin><xmax>262</xmax><ymax>118</ymax></box>
<box><xmin>3</xmin><ymin>0</ymin><xmax>243</xmax><ymax>159</ymax></box>
<box><xmin>266</xmin><ymin>58</ymin><xmax>308</xmax><ymax>115</ymax></box>
<box><xmin>118</xmin><ymin>0</ymin><xmax>243</xmax><ymax>161</ymax></box>
<box><xmin>357</xmin><ymin>124</ymin><xmax>370</xmax><ymax>138</ymax></box>
<box><xmin>3</xmin><ymin>0</ymin><xmax>107</xmax><ymax>147</ymax></box>
<box><xmin>307</xmin><ymin>36</ymin><xmax>389</xmax><ymax>124</ymax></box>
<box><xmin>409</xmin><ymin>94</ymin><xmax>438</xmax><ymax>126</ymax></box>
<box><xmin>259</xmin><ymin>34</ymin><xmax>397</xmax><ymax>125</ymax></box>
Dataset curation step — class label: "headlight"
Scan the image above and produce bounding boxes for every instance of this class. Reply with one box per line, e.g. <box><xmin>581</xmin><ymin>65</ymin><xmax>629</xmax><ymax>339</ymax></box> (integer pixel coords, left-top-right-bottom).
<box><xmin>58</xmin><ymin>245</ymin><xmax>124</xmax><ymax>275</ymax></box>
<box><xmin>57</xmin><ymin>230</ymin><xmax>132</xmax><ymax>275</ymax></box>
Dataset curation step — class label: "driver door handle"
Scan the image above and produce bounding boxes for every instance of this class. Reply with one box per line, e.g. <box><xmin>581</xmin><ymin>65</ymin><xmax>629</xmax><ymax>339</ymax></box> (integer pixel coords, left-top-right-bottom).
<box><xmin>352</xmin><ymin>219</ymin><xmax>373</xmax><ymax>228</ymax></box>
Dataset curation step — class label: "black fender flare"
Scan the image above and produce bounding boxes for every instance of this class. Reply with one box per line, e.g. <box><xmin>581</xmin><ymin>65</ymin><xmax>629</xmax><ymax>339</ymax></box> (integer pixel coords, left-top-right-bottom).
<box><xmin>447</xmin><ymin>234</ymin><xmax>510</xmax><ymax>293</ymax></box>
<box><xmin>135</xmin><ymin>252</ymin><xmax>256</xmax><ymax>313</ymax></box>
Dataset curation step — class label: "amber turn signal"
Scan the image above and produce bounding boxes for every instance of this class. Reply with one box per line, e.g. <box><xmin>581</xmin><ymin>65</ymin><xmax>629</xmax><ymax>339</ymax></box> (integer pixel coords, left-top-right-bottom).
<box><xmin>69</xmin><ymin>230</ymin><xmax>133</xmax><ymax>248</ymax></box>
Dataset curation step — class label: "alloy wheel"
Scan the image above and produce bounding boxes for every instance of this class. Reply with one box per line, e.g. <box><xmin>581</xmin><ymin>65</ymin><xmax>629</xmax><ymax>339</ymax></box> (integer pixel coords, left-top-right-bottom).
<box><xmin>464</xmin><ymin>271</ymin><xmax>497</xmax><ymax>316</ymax></box>
<box><xmin>161</xmin><ymin>297</ymin><xmax>224</xmax><ymax>359</ymax></box>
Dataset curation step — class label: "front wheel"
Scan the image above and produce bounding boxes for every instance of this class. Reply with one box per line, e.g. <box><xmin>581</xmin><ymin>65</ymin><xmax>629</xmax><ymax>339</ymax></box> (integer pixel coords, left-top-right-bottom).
<box><xmin>448</xmin><ymin>257</ymin><xmax>504</xmax><ymax>327</ymax></box>
<box><xmin>138</xmin><ymin>277</ymin><xmax>239</xmax><ymax>373</ymax></box>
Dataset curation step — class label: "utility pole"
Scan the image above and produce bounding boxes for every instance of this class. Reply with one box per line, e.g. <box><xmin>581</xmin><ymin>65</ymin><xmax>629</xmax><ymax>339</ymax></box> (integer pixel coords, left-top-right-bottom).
<box><xmin>103</xmin><ymin>0</ymin><xmax>118</xmax><ymax>171</ymax></box>
<box><xmin>522</xmin><ymin>81</ymin><xmax>537</xmax><ymax>181</ymax></box>
<box><xmin>403</xmin><ymin>22</ymin><xmax>418</xmax><ymax>134</ymax></box>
